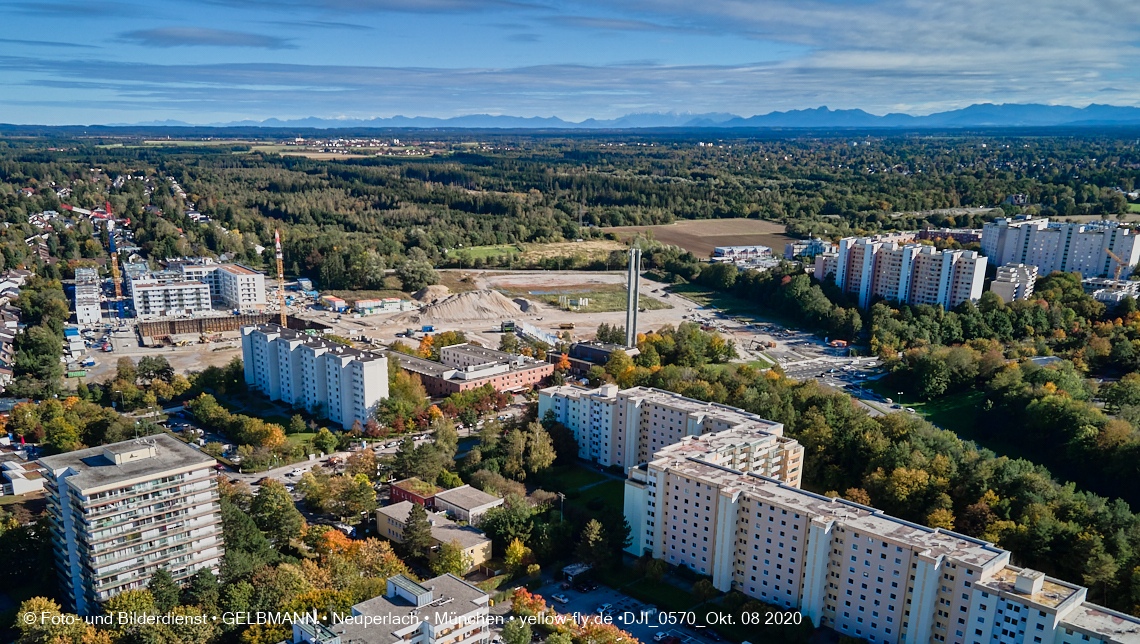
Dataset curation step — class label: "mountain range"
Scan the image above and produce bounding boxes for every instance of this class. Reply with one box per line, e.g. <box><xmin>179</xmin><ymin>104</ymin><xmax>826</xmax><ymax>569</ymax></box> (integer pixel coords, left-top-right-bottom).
<box><xmin>117</xmin><ymin>103</ymin><xmax>1140</xmax><ymax>130</ymax></box>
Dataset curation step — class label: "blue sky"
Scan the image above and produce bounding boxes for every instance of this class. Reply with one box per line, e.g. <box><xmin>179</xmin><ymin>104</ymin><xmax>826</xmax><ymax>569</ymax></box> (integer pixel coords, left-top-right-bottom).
<box><xmin>1</xmin><ymin>0</ymin><xmax>1139</xmax><ymax>124</ymax></box>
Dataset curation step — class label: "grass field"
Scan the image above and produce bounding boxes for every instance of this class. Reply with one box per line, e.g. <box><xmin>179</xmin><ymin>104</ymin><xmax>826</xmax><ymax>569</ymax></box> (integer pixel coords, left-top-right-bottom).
<box><xmin>540</xmin><ymin>465</ymin><xmax>610</xmax><ymax>491</ymax></box>
<box><xmin>668</xmin><ymin>283</ymin><xmax>799</xmax><ymax>326</ymax></box>
<box><xmin>605</xmin><ymin>219</ymin><xmax>795</xmax><ymax>258</ymax></box>
<box><xmin>451</xmin><ymin>244</ymin><xmax>523</xmax><ymax>260</ymax></box>
<box><xmin>437</xmin><ymin>271</ymin><xmax>480</xmax><ymax>293</ymax></box>
<box><xmin>287</xmin><ymin>431</ymin><xmax>317</xmax><ymax>446</ymax></box>
<box><xmin>625</xmin><ymin>579</ymin><xmax>699</xmax><ymax>611</ymax></box>
<box><xmin>1131</xmin><ymin>204</ymin><xmax>1140</xmax><ymax>213</ymax></box>
<box><xmin>496</xmin><ymin>283</ymin><xmax>671</xmax><ymax>313</ymax></box>
<box><xmin>567</xmin><ymin>479</ymin><xmax>625</xmax><ymax>514</ymax></box>
<box><xmin>865</xmin><ymin>380</ymin><xmax>1038</xmax><ymax>461</ymax></box>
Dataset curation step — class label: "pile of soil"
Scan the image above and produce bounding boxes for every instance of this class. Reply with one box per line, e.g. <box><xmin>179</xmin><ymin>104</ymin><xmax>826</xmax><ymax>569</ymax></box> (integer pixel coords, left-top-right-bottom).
<box><xmin>412</xmin><ymin>285</ymin><xmax>451</xmax><ymax>302</ymax></box>
<box><xmin>394</xmin><ymin>289</ymin><xmax>523</xmax><ymax>323</ymax></box>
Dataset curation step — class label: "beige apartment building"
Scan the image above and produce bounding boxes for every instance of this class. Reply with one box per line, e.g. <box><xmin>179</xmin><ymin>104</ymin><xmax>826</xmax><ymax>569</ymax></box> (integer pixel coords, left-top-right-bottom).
<box><xmin>538</xmin><ymin>384</ymin><xmax>803</xmax><ymax>477</ymax></box>
<box><xmin>38</xmin><ymin>435</ymin><xmax>223</xmax><ymax>615</ymax></box>
<box><xmin>624</xmin><ymin>455</ymin><xmax>1140</xmax><ymax>644</ymax></box>
<box><xmin>832</xmin><ymin>236</ymin><xmax>987</xmax><ymax>310</ymax></box>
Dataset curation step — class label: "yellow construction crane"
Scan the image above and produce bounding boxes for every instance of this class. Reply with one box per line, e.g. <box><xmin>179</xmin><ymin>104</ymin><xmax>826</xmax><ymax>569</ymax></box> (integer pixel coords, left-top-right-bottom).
<box><xmin>1106</xmin><ymin>248</ymin><xmax>1128</xmax><ymax>281</ymax></box>
<box><xmin>107</xmin><ymin>202</ymin><xmax>122</xmax><ymax>301</ymax></box>
<box><xmin>275</xmin><ymin>229</ymin><xmax>286</xmax><ymax>327</ymax></box>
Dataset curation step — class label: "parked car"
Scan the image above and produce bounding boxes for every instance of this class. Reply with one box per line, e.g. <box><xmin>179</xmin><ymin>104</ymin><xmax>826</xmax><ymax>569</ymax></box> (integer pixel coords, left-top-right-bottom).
<box><xmin>551</xmin><ymin>594</ymin><xmax>569</xmax><ymax>604</ymax></box>
<box><xmin>654</xmin><ymin>633</ymin><xmax>670</xmax><ymax>642</ymax></box>
<box><xmin>596</xmin><ymin>604</ymin><xmax>614</xmax><ymax>616</ymax></box>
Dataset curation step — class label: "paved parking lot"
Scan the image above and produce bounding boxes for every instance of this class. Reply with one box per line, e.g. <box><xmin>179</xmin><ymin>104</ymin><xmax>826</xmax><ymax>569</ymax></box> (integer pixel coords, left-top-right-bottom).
<box><xmin>533</xmin><ymin>581</ymin><xmax>723</xmax><ymax>644</ymax></box>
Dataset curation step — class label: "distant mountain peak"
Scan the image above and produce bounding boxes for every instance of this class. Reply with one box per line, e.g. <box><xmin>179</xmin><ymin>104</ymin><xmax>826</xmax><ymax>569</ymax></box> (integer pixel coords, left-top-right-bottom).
<box><xmin>114</xmin><ymin>103</ymin><xmax>1140</xmax><ymax>129</ymax></box>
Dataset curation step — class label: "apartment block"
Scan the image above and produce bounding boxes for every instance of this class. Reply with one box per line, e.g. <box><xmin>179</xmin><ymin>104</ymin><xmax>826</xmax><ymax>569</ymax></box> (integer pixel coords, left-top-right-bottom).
<box><xmin>982</xmin><ymin>217</ymin><xmax>1140</xmax><ymax>279</ymax></box>
<box><xmin>174</xmin><ymin>261</ymin><xmax>267</xmax><ymax>311</ymax></box>
<box><xmin>990</xmin><ymin>265</ymin><xmax>1039</xmax><ymax>303</ymax></box>
<box><xmin>623</xmin><ymin>457</ymin><xmax>1140</xmax><ymax>644</ymax></box>
<box><xmin>833</xmin><ymin>237</ymin><xmax>986</xmax><ymax>310</ymax></box>
<box><xmin>538</xmin><ymin>384</ymin><xmax>803</xmax><ymax>479</ymax></box>
<box><xmin>241</xmin><ymin>324</ymin><xmax>388</xmax><ymax>428</ymax></box>
<box><xmin>288</xmin><ymin>574</ymin><xmax>490</xmax><ymax>644</ymax></box>
<box><xmin>37</xmin><ymin>434</ymin><xmax>223</xmax><ymax>615</ymax></box>
<box><xmin>73</xmin><ymin>282</ymin><xmax>101</xmax><ymax>325</ymax></box>
<box><xmin>131</xmin><ymin>280</ymin><xmax>212</xmax><ymax>318</ymax></box>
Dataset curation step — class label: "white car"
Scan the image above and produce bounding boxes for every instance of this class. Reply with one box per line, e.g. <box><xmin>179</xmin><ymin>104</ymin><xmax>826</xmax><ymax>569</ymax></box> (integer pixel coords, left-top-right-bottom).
<box><xmin>654</xmin><ymin>633</ymin><xmax>669</xmax><ymax>642</ymax></box>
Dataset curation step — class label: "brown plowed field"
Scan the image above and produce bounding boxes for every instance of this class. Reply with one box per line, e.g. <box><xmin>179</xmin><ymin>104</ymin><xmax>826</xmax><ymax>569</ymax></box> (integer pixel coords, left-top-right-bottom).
<box><xmin>605</xmin><ymin>219</ymin><xmax>796</xmax><ymax>257</ymax></box>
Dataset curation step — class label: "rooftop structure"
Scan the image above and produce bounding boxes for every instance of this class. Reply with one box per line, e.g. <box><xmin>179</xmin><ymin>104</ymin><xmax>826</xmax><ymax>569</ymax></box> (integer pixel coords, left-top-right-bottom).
<box><xmin>991</xmin><ymin>264</ymin><xmax>1038</xmax><ymax>303</ymax></box>
<box><xmin>376</xmin><ymin>502</ymin><xmax>492</xmax><ymax>572</ymax></box>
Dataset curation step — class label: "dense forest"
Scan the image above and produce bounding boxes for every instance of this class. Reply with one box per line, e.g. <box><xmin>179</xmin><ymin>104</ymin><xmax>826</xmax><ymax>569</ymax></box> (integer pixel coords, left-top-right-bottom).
<box><xmin>2</xmin><ymin>130</ymin><xmax>1140</xmax><ymax>293</ymax></box>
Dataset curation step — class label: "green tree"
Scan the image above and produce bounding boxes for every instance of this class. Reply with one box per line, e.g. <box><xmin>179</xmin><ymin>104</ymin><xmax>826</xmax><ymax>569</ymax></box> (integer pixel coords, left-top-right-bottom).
<box><xmin>396</xmin><ymin>260</ymin><xmax>439</xmax><ymax>292</ymax></box>
<box><xmin>646</xmin><ymin>558</ymin><xmax>667</xmax><ymax>582</ymax></box>
<box><xmin>692</xmin><ymin>579</ymin><xmax>718</xmax><ymax>603</ymax></box>
<box><xmin>575</xmin><ymin>519</ymin><xmax>608</xmax><ymax>567</ymax></box>
<box><xmin>287</xmin><ymin>414</ymin><xmax>307</xmax><ymax>435</ymax></box>
<box><xmin>148</xmin><ymin>568</ymin><xmax>180</xmax><ymax>613</ymax></box>
<box><xmin>525</xmin><ymin>422</ymin><xmax>556</xmax><ymax>475</ymax></box>
<box><xmin>314</xmin><ymin>427</ymin><xmax>339</xmax><ymax>455</ymax></box>
<box><xmin>403</xmin><ymin>502</ymin><xmax>434</xmax><ymax>560</ymax></box>
<box><xmin>250</xmin><ymin>480</ymin><xmax>305</xmax><ymax>546</ymax></box>
<box><xmin>431</xmin><ymin>539</ymin><xmax>473</xmax><ymax>576</ymax></box>
<box><xmin>501</xmin><ymin>617</ymin><xmax>532</xmax><ymax>644</ymax></box>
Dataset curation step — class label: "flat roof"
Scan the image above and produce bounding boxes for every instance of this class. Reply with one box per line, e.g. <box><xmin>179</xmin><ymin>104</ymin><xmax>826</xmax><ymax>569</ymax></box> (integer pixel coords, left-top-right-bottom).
<box><xmin>217</xmin><ymin>264</ymin><xmax>259</xmax><ymax>276</ymax></box>
<box><xmin>656</xmin><ymin>457</ymin><xmax>1006</xmax><ymax>569</ymax></box>
<box><xmin>434</xmin><ymin>484</ymin><xmax>502</xmax><ymax>511</ymax></box>
<box><xmin>134</xmin><ymin>281</ymin><xmax>209</xmax><ymax>290</ymax></box>
<box><xmin>1063</xmin><ymin>603</ymin><xmax>1140</xmax><ymax>643</ymax></box>
<box><xmin>974</xmin><ymin>565</ymin><xmax>1082</xmax><ymax>609</ymax></box>
<box><xmin>342</xmin><ymin>573</ymin><xmax>486</xmax><ymax>634</ymax></box>
<box><xmin>377</xmin><ymin>501</ymin><xmax>492</xmax><ymax>550</ymax></box>
<box><xmin>248</xmin><ymin>324</ymin><xmax>386</xmax><ymax>362</ymax></box>
<box><xmin>391</xmin><ymin>477</ymin><xmax>442</xmax><ymax>497</ymax></box>
<box><xmin>37</xmin><ymin>433</ymin><xmax>216</xmax><ymax>494</ymax></box>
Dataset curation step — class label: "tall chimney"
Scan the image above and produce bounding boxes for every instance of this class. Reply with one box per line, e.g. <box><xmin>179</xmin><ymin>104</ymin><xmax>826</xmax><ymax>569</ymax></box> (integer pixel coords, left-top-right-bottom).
<box><xmin>625</xmin><ymin>248</ymin><xmax>641</xmax><ymax>348</ymax></box>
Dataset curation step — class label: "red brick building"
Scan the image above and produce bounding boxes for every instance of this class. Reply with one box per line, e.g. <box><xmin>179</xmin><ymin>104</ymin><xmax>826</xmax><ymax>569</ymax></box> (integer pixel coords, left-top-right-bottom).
<box><xmin>389</xmin><ymin>478</ymin><xmax>442</xmax><ymax>507</ymax></box>
<box><xmin>392</xmin><ymin>343</ymin><xmax>554</xmax><ymax>397</ymax></box>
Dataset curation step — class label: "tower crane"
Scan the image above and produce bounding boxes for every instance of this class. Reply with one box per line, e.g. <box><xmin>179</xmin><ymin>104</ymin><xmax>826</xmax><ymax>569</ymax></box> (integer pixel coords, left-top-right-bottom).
<box><xmin>1106</xmin><ymin>248</ymin><xmax>1129</xmax><ymax>281</ymax></box>
<box><xmin>275</xmin><ymin>229</ymin><xmax>286</xmax><ymax>327</ymax></box>
<box><xmin>107</xmin><ymin>201</ymin><xmax>122</xmax><ymax>302</ymax></box>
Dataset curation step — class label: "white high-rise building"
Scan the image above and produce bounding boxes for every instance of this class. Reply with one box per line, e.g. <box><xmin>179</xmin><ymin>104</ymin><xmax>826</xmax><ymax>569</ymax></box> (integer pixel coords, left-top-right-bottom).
<box><xmin>538</xmin><ymin>384</ymin><xmax>804</xmax><ymax>482</ymax></box>
<box><xmin>242</xmin><ymin>324</ymin><xmax>388</xmax><ymax>428</ymax></box>
<box><xmin>38</xmin><ymin>434</ymin><xmax>223</xmax><ymax>615</ymax></box>
<box><xmin>982</xmin><ymin>217</ymin><xmax>1140</xmax><ymax>279</ymax></box>
<box><xmin>624</xmin><ymin>455</ymin><xmax>1140</xmax><ymax>644</ymax></box>
<box><xmin>833</xmin><ymin>237</ymin><xmax>987</xmax><ymax>309</ymax></box>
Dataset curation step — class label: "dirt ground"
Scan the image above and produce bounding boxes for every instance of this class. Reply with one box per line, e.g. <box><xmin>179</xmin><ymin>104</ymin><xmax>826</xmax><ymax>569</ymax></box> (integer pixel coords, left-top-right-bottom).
<box><xmin>77</xmin><ymin>326</ymin><xmax>243</xmax><ymax>386</ymax></box>
<box><xmin>520</xmin><ymin>240</ymin><xmax>624</xmax><ymax>260</ymax></box>
<box><xmin>604</xmin><ymin>219</ymin><xmax>796</xmax><ymax>257</ymax></box>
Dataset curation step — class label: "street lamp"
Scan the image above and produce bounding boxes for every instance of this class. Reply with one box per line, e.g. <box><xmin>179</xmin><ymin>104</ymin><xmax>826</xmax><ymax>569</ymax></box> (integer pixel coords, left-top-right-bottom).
<box><xmin>897</xmin><ymin>392</ymin><xmax>903</xmax><ymax>407</ymax></box>
<box><xmin>557</xmin><ymin>492</ymin><xmax>565</xmax><ymax>523</ymax></box>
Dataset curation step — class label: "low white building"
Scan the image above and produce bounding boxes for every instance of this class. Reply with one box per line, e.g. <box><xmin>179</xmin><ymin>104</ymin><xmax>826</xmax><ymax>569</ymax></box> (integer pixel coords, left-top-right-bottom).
<box><xmin>432</xmin><ymin>484</ymin><xmax>504</xmax><ymax>525</ymax></box>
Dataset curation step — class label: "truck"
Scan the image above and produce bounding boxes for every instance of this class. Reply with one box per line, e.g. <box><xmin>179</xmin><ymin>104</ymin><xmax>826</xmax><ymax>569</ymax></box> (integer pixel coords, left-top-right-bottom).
<box><xmin>422</xmin><ymin>325</ymin><xmax>435</xmax><ymax>333</ymax></box>
<box><xmin>559</xmin><ymin>323</ymin><xmax>575</xmax><ymax>329</ymax></box>
<box><xmin>829</xmin><ymin>339</ymin><xmax>849</xmax><ymax>348</ymax></box>
<box><xmin>501</xmin><ymin>321</ymin><xmax>516</xmax><ymax>332</ymax></box>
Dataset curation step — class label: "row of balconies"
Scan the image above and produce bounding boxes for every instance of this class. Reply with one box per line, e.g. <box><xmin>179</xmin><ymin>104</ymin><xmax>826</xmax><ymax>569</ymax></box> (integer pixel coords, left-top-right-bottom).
<box><xmin>88</xmin><ymin>504</ymin><xmax>219</xmax><ymax>546</ymax></box>
<box><xmin>91</xmin><ymin>540</ymin><xmax>222</xmax><ymax>584</ymax></box>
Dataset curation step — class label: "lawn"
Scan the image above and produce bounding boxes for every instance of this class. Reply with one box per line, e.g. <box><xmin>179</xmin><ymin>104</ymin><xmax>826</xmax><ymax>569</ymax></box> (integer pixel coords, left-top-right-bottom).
<box><xmin>865</xmin><ymin>379</ymin><xmax>1038</xmax><ymax>462</ymax></box>
<box><xmin>1130</xmin><ymin>203</ymin><xmax>1140</xmax><ymax>213</ymax></box>
<box><xmin>540</xmin><ymin>465</ymin><xmax>610</xmax><ymax>492</ymax></box>
<box><xmin>452</xmin><ymin>244</ymin><xmax>523</xmax><ymax>260</ymax></box>
<box><xmin>567</xmin><ymin>480</ymin><xmax>625</xmax><ymax>515</ymax></box>
<box><xmin>287</xmin><ymin>432</ymin><xmax>317</xmax><ymax>446</ymax></box>
<box><xmin>596</xmin><ymin>565</ymin><xmax>645</xmax><ymax>590</ymax></box>
<box><xmin>496</xmin><ymin>284</ymin><xmax>671</xmax><ymax>313</ymax></box>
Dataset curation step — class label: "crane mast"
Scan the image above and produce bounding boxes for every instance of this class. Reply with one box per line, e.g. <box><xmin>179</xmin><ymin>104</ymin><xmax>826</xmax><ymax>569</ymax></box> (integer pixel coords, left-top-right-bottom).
<box><xmin>1106</xmin><ymin>248</ymin><xmax>1128</xmax><ymax>281</ymax></box>
<box><xmin>275</xmin><ymin>229</ymin><xmax>286</xmax><ymax>327</ymax></box>
<box><xmin>107</xmin><ymin>201</ymin><xmax>122</xmax><ymax>301</ymax></box>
